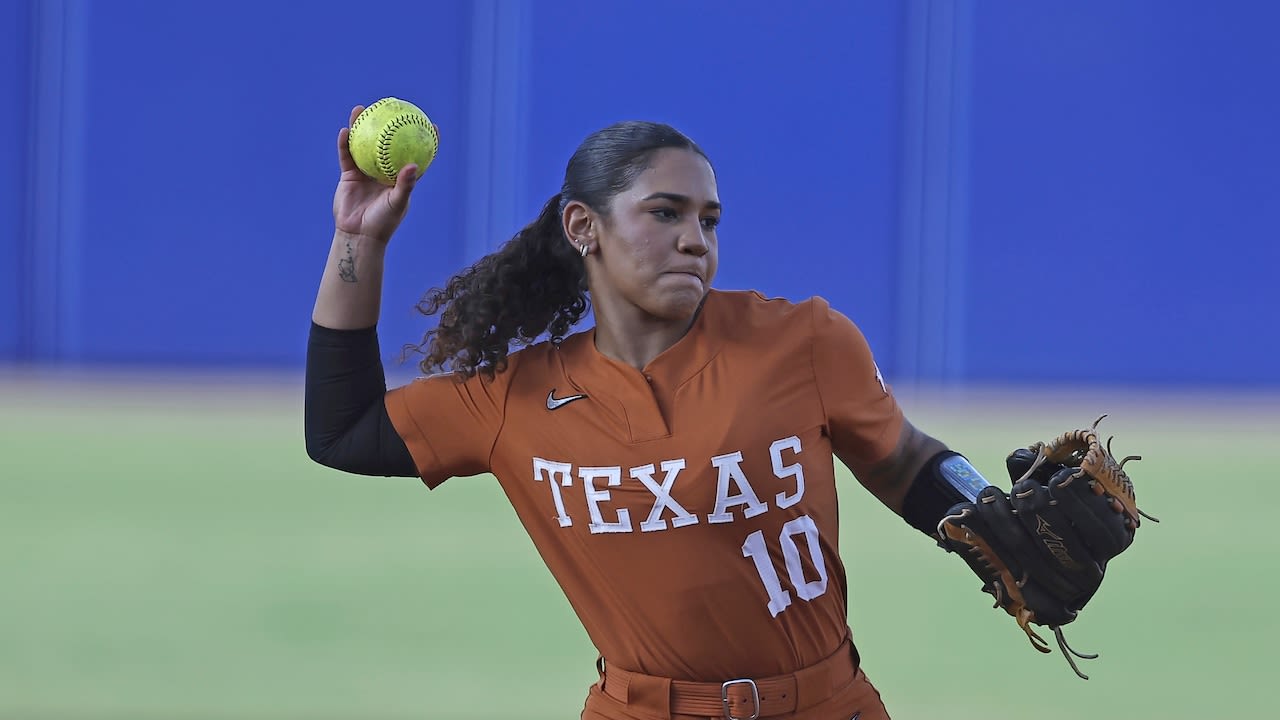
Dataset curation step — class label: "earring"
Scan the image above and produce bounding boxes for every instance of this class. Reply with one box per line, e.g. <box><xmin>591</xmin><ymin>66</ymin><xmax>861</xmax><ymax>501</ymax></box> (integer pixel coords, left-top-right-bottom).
<box><xmin>579</xmin><ymin>243</ymin><xmax>589</xmax><ymax>258</ymax></box>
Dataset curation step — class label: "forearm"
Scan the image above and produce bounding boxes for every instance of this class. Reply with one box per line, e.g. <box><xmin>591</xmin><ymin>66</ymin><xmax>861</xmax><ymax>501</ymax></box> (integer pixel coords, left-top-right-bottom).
<box><xmin>845</xmin><ymin>421</ymin><xmax>1000</xmax><ymax>538</ymax></box>
<box><xmin>312</xmin><ymin>230</ymin><xmax>388</xmax><ymax>330</ymax></box>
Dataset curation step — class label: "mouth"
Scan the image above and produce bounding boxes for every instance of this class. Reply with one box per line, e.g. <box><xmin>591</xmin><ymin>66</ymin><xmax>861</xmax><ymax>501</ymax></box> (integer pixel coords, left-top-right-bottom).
<box><xmin>664</xmin><ymin>270</ymin><xmax>704</xmax><ymax>281</ymax></box>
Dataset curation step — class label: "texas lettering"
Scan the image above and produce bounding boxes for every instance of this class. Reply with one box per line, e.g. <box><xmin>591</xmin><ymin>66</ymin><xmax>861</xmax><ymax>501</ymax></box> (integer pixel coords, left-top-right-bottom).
<box><xmin>532</xmin><ymin>435</ymin><xmax>806</xmax><ymax>534</ymax></box>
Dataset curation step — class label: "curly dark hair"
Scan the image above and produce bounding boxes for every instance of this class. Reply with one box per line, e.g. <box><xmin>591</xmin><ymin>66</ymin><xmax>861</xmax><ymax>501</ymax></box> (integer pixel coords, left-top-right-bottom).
<box><xmin>408</xmin><ymin>120</ymin><xmax>711</xmax><ymax>379</ymax></box>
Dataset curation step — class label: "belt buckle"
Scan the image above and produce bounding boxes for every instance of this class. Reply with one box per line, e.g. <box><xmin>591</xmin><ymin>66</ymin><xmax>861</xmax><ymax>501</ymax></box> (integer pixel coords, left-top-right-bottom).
<box><xmin>720</xmin><ymin>678</ymin><xmax>760</xmax><ymax>720</ymax></box>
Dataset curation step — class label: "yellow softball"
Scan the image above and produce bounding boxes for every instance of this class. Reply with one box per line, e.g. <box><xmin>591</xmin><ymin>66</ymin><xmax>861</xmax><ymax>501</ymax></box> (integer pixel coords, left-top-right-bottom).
<box><xmin>347</xmin><ymin>97</ymin><xmax>439</xmax><ymax>186</ymax></box>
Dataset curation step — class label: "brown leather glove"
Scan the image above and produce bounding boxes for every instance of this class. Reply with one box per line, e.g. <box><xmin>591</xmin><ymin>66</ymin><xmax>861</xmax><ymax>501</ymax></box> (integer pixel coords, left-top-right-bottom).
<box><xmin>938</xmin><ymin>415</ymin><xmax>1157</xmax><ymax>679</ymax></box>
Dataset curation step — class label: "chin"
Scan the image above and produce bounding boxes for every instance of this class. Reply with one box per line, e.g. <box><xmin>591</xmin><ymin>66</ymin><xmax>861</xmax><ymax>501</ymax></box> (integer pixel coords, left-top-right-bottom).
<box><xmin>647</xmin><ymin>288</ymin><xmax>707</xmax><ymax>322</ymax></box>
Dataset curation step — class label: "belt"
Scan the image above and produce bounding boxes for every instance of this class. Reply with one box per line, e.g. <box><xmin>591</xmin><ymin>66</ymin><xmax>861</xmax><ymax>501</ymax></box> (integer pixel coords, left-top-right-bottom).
<box><xmin>597</xmin><ymin>638</ymin><xmax>860</xmax><ymax>720</ymax></box>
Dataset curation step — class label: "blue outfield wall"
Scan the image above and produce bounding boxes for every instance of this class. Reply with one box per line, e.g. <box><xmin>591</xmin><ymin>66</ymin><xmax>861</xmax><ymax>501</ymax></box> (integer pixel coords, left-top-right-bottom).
<box><xmin>966</xmin><ymin>2</ymin><xmax>1280</xmax><ymax>386</ymax></box>
<box><xmin>2</xmin><ymin>0</ymin><xmax>1277</xmax><ymax>386</ymax></box>
<box><xmin>1</xmin><ymin>0</ymin><xmax>30</xmax><ymax>360</ymax></box>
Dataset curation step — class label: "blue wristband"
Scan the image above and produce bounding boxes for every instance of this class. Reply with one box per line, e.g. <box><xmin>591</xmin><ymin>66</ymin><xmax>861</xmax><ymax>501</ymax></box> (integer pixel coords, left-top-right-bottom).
<box><xmin>938</xmin><ymin>454</ymin><xmax>992</xmax><ymax>503</ymax></box>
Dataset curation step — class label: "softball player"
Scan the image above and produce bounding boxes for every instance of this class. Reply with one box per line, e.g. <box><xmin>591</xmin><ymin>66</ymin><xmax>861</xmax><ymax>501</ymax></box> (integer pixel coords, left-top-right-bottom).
<box><xmin>306</xmin><ymin>109</ymin><xmax>998</xmax><ymax>720</ymax></box>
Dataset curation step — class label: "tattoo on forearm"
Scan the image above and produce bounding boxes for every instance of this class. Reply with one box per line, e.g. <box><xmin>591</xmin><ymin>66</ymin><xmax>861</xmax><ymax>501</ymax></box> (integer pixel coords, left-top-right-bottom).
<box><xmin>338</xmin><ymin>239</ymin><xmax>357</xmax><ymax>283</ymax></box>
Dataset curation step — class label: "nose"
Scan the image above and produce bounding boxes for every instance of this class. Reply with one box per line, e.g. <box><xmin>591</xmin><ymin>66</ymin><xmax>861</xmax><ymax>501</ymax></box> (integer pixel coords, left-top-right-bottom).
<box><xmin>677</xmin><ymin>221</ymin><xmax>710</xmax><ymax>257</ymax></box>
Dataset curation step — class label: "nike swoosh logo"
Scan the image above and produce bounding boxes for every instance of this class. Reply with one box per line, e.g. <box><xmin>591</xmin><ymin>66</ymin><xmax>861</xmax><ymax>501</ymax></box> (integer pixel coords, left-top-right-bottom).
<box><xmin>546</xmin><ymin>389</ymin><xmax>588</xmax><ymax>410</ymax></box>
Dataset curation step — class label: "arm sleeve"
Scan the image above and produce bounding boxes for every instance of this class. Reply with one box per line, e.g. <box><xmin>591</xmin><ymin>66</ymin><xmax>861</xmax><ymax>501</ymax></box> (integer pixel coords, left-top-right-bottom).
<box><xmin>809</xmin><ymin>296</ymin><xmax>905</xmax><ymax>467</ymax></box>
<box><xmin>304</xmin><ymin>322</ymin><xmax>417</xmax><ymax>477</ymax></box>
<box><xmin>384</xmin><ymin>353</ymin><xmax>517</xmax><ymax>489</ymax></box>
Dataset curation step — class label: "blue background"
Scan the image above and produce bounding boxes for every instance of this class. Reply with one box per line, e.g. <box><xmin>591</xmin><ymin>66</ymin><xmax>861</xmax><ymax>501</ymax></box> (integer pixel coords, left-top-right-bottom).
<box><xmin>3</xmin><ymin>0</ymin><xmax>1276</xmax><ymax>386</ymax></box>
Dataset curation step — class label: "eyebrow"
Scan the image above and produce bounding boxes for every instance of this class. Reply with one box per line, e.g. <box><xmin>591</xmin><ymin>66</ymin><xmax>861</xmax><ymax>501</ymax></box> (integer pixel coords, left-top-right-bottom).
<box><xmin>641</xmin><ymin>192</ymin><xmax>722</xmax><ymax>211</ymax></box>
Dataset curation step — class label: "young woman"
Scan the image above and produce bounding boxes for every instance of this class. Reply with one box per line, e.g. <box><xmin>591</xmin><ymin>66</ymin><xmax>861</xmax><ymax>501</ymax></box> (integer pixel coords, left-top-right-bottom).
<box><xmin>305</xmin><ymin>108</ymin><xmax>1125</xmax><ymax>719</ymax></box>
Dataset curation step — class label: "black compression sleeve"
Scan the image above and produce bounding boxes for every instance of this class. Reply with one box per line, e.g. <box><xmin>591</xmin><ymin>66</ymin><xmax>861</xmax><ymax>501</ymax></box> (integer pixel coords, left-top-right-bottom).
<box><xmin>902</xmin><ymin>451</ymin><xmax>994</xmax><ymax>538</ymax></box>
<box><xmin>304</xmin><ymin>322</ymin><xmax>417</xmax><ymax>477</ymax></box>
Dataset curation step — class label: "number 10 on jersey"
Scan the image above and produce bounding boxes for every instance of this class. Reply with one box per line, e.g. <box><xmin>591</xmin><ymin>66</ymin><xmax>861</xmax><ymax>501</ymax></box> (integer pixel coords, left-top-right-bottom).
<box><xmin>741</xmin><ymin>514</ymin><xmax>829</xmax><ymax>617</ymax></box>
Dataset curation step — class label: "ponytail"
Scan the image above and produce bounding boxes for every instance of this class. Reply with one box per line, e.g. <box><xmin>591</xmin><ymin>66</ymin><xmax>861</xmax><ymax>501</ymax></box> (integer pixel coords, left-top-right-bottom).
<box><xmin>408</xmin><ymin>193</ymin><xmax>589</xmax><ymax>379</ymax></box>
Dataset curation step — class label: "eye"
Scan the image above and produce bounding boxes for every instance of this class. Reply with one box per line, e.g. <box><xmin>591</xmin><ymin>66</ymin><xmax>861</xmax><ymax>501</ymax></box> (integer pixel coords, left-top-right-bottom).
<box><xmin>701</xmin><ymin>216</ymin><xmax>720</xmax><ymax>230</ymax></box>
<box><xmin>650</xmin><ymin>207</ymin><xmax>678</xmax><ymax>221</ymax></box>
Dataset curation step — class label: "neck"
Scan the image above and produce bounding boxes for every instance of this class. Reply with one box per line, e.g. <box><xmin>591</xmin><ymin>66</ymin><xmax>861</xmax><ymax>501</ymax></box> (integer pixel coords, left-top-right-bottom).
<box><xmin>591</xmin><ymin>295</ymin><xmax>703</xmax><ymax>370</ymax></box>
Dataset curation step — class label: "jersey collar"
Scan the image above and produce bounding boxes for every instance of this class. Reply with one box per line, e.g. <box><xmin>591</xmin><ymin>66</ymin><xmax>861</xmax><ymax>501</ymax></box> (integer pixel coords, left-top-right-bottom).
<box><xmin>555</xmin><ymin>291</ymin><xmax>725</xmax><ymax>441</ymax></box>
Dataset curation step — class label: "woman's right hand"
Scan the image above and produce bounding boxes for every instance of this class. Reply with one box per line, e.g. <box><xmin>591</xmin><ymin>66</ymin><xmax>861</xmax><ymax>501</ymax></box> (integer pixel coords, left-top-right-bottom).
<box><xmin>331</xmin><ymin>105</ymin><xmax>428</xmax><ymax>244</ymax></box>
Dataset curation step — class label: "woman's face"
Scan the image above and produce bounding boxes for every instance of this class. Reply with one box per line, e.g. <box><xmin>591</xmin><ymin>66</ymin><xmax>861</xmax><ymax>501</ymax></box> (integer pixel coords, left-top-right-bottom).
<box><xmin>574</xmin><ymin>148</ymin><xmax>721</xmax><ymax>324</ymax></box>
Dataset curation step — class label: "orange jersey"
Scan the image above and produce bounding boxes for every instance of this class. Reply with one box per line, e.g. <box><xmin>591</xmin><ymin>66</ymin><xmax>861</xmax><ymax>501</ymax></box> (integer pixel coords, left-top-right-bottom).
<box><xmin>386</xmin><ymin>289</ymin><xmax>903</xmax><ymax>681</ymax></box>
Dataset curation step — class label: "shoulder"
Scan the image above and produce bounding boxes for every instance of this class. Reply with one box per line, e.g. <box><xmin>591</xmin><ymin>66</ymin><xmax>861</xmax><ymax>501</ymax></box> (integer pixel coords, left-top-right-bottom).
<box><xmin>704</xmin><ymin>289</ymin><xmax>844</xmax><ymax>340</ymax></box>
<box><xmin>407</xmin><ymin>329</ymin><xmax>588</xmax><ymax>389</ymax></box>
<box><xmin>498</xmin><ymin>327</ymin><xmax>593</xmax><ymax>385</ymax></box>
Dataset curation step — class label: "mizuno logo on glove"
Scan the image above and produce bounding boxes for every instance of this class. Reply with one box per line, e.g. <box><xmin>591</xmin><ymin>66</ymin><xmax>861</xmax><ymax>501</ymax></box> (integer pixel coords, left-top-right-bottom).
<box><xmin>1034</xmin><ymin>515</ymin><xmax>1082</xmax><ymax>570</ymax></box>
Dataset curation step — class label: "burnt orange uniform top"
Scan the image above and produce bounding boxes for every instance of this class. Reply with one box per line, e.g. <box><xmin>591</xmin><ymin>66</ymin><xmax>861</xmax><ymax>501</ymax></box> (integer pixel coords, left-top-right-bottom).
<box><xmin>386</xmin><ymin>289</ymin><xmax>903</xmax><ymax>681</ymax></box>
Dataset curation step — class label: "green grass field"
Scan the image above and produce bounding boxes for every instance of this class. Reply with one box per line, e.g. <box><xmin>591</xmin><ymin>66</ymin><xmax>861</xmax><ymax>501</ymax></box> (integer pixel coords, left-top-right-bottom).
<box><xmin>2</xmin><ymin>371</ymin><xmax>1275</xmax><ymax>719</ymax></box>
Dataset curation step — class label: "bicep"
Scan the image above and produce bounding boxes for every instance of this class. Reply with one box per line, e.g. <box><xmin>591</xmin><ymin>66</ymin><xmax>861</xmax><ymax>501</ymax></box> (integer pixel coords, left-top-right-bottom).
<box><xmin>839</xmin><ymin>420</ymin><xmax>947</xmax><ymax>514</ymax></box>
<box><xmin>384</xmin><ymin>368</ymin><xmax>515</xmax><ymax>488</ymax></box>
<box><xmin>303</xmin><ymin>322</ymin><xmax>417</xmax><ymax>477</ymax></box>
<box><xmin>307</xmin><ymin>397</ymin><xmax>418</xmax><ymax>477</ymax></box>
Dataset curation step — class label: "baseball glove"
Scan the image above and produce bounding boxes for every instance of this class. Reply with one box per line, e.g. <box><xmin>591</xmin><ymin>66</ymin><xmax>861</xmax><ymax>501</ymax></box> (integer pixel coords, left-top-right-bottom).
<box><xmin>938</xmin><ymin>415</ymin><xmax>1157</xmax><ymax>679</ymax></box>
